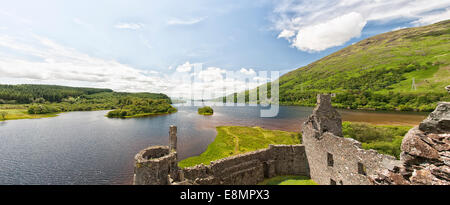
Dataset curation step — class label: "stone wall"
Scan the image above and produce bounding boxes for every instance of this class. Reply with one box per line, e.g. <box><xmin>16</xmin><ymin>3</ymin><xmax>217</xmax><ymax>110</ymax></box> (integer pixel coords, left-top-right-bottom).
<box><xmin>302</xmin><ymin>94</ymin><xmax>401</xmax><ymax>185</ymax></box>
<box><xmin>134</xmin><ymin>87</ymin><xmax>450</xmax><ymax>185</ymax></box>
<box><xmin>303</xmin><ymin>131</ymin><xmax>400</xmax><ymax>185</ymax></box>
<box><xmin>133</xmin><ymin>146</ymin><xmax>178</xmax><ymax>185</ymax></box>
<box><xmin>371</xmin><ymin>101</ymin><xmax>450</xmax><ymax>185</ymax></box>
<box><xmin>179</xmin><ymin>145</ymin><xmax>309</xmax><ymax>185</ymax></box>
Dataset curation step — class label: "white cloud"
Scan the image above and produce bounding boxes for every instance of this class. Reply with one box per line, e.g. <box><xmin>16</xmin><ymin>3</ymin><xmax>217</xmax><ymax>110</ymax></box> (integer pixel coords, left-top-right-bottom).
<box><xmin>277</xmin><ymin>29</ymin><xmax>295</xmax><ymax>40</ymax></box>
<box><xmin>167</xmin><ymin>17</ymin><xmax>206</xmax><ymax>25</ymax></box>
<box><xmin>114</xmin><ymin>22</ymin><xmax>144</xmax><ymax>30</ymax></box>
<box><xmin>198</xmin><ymin>67</ymin><xmax>226</xmax><ymax>82</ymax></box>
<box><xmin>293</xmin><ymin>12</ymin><xmax>366</xmax><ymax>52</ymax></box>
<box><xmin>272</xmin><ymin>0</ymin><xmax>450</xmax><ymax>52</ymax></box>
<box><xmin>176</xmin><ymin>61</ymin><xmax>194</xmax><ymax>72</ymax></box>
<box><xmin>412</xmin><ymin>8</ymin><xmax>450</xmax><ymax>26</ymax></box>
<box><xmin>0</xmin><ymin>35</ymin><xmax>266</xmax><ymax>99</ymax></box>
<box><xmin>391</xmin><ymin>26</ymin><xmax>407</xmax><ymax>31</ymax></box>
<box><xmin>240</xmin><ymin>68</ymin><xmax>256</xmax><ymax>75</ymax></box>
<box><xmin>0</xmin><ymin>35</ymin><xmax>163</xmax><ymax>93</ymax></box>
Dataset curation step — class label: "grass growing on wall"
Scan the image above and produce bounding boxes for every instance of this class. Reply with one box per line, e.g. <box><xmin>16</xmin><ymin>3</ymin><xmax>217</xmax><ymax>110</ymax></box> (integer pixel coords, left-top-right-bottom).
<box><xmin>342</xmin><ymin>122</ymin><xmax>412</xmax><ymax>159</ymax></box>
<box><xmin>178</xmin><ymin>126</ymin><xmax>301</xmax><ymax>168</ymax></box>
<box><xmin>258</xmin><ymin>175</ymin><xmax>317</xmax><ymax>185</ymax></box>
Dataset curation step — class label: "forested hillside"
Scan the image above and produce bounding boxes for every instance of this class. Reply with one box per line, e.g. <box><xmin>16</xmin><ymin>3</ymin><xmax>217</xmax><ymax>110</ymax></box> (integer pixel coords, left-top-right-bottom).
<box><xmin>0</xmin><ymin>84</ymin><xmax>170</xmax><ymax>104</ymax></box>
<box><xmin>0</xmin><ymin>84</ymin><xmax>173</xmax><ymax>120</ymax></box>
<box><xmin>235</xmin><ymin>20</ymin><xmax>450</xmax><ymax>112</ymax></box>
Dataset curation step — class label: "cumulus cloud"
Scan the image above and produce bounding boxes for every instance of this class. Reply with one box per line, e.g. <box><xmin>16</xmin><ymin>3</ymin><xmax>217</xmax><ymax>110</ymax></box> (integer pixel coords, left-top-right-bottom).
<box><xmin>176</xmin><ymin>61</ymin><xmax>194</xmax><ymax>72</ymax></box>
<box><xmin>114</xmin><ymin>22</ymin><xmax>144</xmax><ymax>30</ymax></box>
<box><xmin>277</xmin><ymin>29</ymin><xmax>295</xmax><ymax>40</ymax></box>
<box><xmin>0</xmin><ymin>35</ymin><xmax>163</xmax><ymax>93</ymax></box>
<box><xmin>167</xmin><ymin>17</ymin><xmax>206</xmax><ymax>25</ymax></box>
<box><xmin>412</xmin><ymin>8</ymin><xmax>450</xmax><ymax>26</ymax></box>
<box><xmin>198</xmin><ymin>67</ymin><xmax>226</xmax><ymax>82</ymax></box>
<box><xmin>240</xmin><ymin>68</ymin><xmax>256</xmax><ymax>75</ymax></box>
<box><xmin>272</xmin><ymin>0</ymin><xmax>450</xmax><ymax>52</ymax></box>
<box><xmin>0</xmin><ymin>35</ymin><xmax>269</xmax><ymax>99</ymax></box>
<box><xmin>292</xmin><ymin>12</ymin><xmax>366</xmax><ymax>52</ymax></box>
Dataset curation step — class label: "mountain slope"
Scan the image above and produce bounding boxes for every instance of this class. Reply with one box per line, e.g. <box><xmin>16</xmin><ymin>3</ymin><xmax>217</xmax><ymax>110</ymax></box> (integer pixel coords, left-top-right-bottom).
<box><xmin>269</xmin><ymin>20</ymin><xmax>450</xmax><ymax>111</ymax></box>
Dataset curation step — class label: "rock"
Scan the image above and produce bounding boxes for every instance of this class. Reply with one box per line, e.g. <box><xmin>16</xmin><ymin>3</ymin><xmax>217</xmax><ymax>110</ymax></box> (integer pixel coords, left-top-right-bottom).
<box><xmin>446</xmin><ymin>85</ymin><xmax>450</xmax><ymax>94</ymax></box>
<box><xmin>419</xmin><ymin>102</ymin><xmax>450</xmax><ymax>134</ymax></box>
<box><xmin>370</xmin><ymin>169</ymin><xmax>409</xmax><ymax>185</ymax></box>
<box><xmin>307</xmin><ymin>94</ymin><xmax>342</xmax><ymax>137</ymax></box>
<box><xmin>430</xmin><ymin>165</ymin><xmax>450</xmax><ymax>181</ymax></box>
<box><xmin>410</xmin><ymin>169</ymin><xmax>436</xmax><ymax>185</ymax></box>
<box><xmin>401</xmin><ymin>128</ymin><xmax>440</xmax><ymax>161</ymax></box>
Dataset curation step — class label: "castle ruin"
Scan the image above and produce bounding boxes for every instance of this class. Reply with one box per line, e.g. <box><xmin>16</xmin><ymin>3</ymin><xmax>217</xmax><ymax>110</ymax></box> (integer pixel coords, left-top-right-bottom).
<box><xmin>133</xmin><ymin>87</ymin><xmax>450</xmax><ymax>185</ymax></box>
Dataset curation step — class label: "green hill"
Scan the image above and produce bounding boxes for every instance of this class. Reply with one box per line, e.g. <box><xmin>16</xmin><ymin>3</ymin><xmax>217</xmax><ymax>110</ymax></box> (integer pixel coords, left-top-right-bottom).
<box><xmin>280</xmin><ymin>20</ymin><xmax>450</xmax><ymax>111</ymax></box>
<box><xmin>0</xmin><ymin>84</ymin><xmax>173</xmax><ymax>121</ymax></box>
<box><xmin>0</xmin><ymin>84</ymin><xmax>171</xmax><ymax>104</ymax></box>
<box><xmin>236</xmin><ymin>20</ymin><xmax>450</xmax><ymax>112</ymax></box>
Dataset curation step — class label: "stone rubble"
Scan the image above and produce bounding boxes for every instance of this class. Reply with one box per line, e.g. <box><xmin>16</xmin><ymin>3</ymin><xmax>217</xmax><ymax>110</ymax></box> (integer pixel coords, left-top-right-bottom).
<box><xmin>370</xmin><ymin>86</ymin><xmax>450</xmax><ymax>185</ymax></box>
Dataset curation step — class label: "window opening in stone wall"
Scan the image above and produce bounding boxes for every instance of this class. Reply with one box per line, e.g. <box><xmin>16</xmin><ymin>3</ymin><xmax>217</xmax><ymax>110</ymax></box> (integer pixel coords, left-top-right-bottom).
<box><xmin>327</xmin><ymin>153</ymin><xmax>334</xmax><ymax>167</ymax></box>
<box><xmin>330</xmin><ymin>179</ymin><xmax>336</xmax><ymax>185</ymax></box>
<box><xmin>358</xmin><ymin>162</ymin><xmax>367</xmax><ymax>176</ymax></box>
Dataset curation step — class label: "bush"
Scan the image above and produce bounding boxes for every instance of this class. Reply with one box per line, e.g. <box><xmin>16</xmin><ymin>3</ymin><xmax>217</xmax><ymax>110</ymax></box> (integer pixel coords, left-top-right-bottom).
<box><xmin>27</xmin><ymin>104</ymin><xmax>59</xmax><ymax>114</ymax></box>
<box><xmin>106</xmin><ymin>98</ymin><xmax>177</xmax><ymax>118</ymax></box>
<box><xmin>362</xmin><ymin>136</ymin><xmax>403</xmax><ymax>159</ymax></box>
<box><xmin>198</xmin><ymin>106</ymin><xmax>214</xmax><ymax>115</ymax></box>
<box><xmin>343</xmin><ymin>122</ymin><xmax>411</xmax><ymax>159</ymax></box>
<box><xmin>0</xmin><ymin>111</ymin><xmax>7</xmax><ymax>120</ymax></box>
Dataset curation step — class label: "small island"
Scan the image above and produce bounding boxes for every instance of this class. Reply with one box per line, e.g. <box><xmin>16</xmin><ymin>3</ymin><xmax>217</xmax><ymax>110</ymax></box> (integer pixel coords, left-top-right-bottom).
<box><xmin>107</xmin><ymin>97</ymin><xmax>177</xmax><ymax>118</ymax></box>
<box><xmin>198</xmin><ymin>106</ymin><xmax>213</xmax><ymax>115</ymax></box>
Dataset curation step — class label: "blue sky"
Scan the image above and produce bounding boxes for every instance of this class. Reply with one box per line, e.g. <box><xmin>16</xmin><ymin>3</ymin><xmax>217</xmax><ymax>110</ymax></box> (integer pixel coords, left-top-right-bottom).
<box><xmin>0</xmin><ymin>0</ymin><xmax>449</xmax><ymax>98</ymax></box>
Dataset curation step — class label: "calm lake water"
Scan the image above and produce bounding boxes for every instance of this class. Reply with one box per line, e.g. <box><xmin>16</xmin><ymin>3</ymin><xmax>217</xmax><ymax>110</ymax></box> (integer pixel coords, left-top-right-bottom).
<box><xmin>0</xmin><ymin>104</ymin><xmax>427</xmax><ymax>185</ymax></box>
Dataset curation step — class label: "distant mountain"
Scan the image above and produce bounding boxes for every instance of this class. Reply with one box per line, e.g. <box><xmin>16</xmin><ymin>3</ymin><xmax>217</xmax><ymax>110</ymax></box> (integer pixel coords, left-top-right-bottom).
<box><xmin>236</xmin><ymin>20</ymin><xmax>450</xmax><ymax>112</ymax></box>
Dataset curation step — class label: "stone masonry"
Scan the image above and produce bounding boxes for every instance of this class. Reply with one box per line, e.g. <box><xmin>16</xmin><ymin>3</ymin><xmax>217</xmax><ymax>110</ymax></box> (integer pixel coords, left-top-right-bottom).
<box><xmin>133</xmin><ymin>86</ymin><xmax>450</xmax><ymax>185</ymax></box>
<box><xmin>302</xmin><ymin>94</ymin><xmax>401</xmax><ymax>185</ymax></box>
<box><xmin>370</xmin><ymin>86</ymin><xmax>450</xmax><ymax>185</ymax></box>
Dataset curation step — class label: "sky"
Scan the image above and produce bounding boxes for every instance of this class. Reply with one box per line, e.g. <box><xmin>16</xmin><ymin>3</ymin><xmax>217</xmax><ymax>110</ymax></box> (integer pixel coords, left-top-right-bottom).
<box><xmin>0</xmin><ymin>0</ymin><xmax>449</xmax><ymax>98</ymax></box>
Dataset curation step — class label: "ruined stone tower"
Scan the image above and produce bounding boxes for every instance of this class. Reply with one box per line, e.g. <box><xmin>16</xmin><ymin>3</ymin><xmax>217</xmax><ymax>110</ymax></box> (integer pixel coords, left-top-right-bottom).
<box><xmin>302</xmin><ymin>94</ymin><xmax>400</xmax><ymax>185</ymax></box>
<box><xmin>169</xmin><ymin>125</ymin><xmax>177</xmax><ymax>152</ymax></box>
<box><xmin>303</xmin><ymin>94</ymin><xmax>342</xmax><ymax>139</ymax></box>
<box><xmin>133</xmin><ymin>125</ymin><xmax>179</xmax><ymax>185</ymax></box>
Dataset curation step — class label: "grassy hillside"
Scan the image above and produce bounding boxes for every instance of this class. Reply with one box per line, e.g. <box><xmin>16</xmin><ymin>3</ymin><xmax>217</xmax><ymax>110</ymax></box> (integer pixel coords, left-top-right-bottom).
<box><xmin>236</xmin><ymin>20</ymin><xmax>450</xmax><ymax>111</ymax></box>
<box><xmin>178</xmin><ymin>126</ymin><xmax>301</xmax><ymax>168</ymax></box>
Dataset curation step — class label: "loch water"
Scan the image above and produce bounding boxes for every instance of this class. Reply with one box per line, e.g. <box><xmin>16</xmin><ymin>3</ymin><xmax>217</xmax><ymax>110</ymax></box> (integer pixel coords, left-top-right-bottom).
<box><xmin>0</xmin><ymin>104</ymin><xmax>427</xmax><ymax>184</ymax></box>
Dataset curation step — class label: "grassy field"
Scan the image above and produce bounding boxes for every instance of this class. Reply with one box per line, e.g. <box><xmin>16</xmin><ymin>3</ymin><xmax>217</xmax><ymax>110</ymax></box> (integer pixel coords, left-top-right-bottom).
<box><xmin>178</xmin><ymin>126</ymin><xmax>301</xmax><ymax>168</ymax></box>
<box><xmin>0</xmin><ymin>105</ymin><xmax>58</xmax><ymax>121</ymax></box>
<box><xmin>342</xmin><ymin>122</ymin><xmax>412</xmax><ymax>159</ymax></box>
<box><xmin>258</xmin><ymin>176</ymin><xmax>317</xmax><ymax>185</ymax></box>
